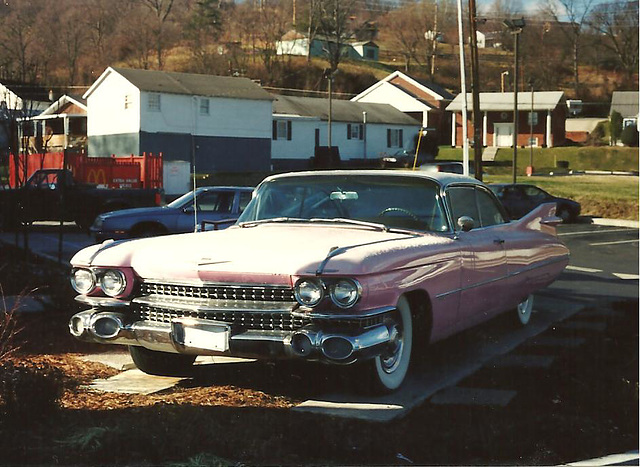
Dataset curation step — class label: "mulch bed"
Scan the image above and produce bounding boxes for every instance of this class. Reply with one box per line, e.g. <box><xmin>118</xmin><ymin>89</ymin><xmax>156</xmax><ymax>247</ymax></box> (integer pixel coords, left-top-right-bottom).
<box><xmin>0</xmin><ymin>243</ymin><xmax>637</xmax><ymax>465</ymax></box>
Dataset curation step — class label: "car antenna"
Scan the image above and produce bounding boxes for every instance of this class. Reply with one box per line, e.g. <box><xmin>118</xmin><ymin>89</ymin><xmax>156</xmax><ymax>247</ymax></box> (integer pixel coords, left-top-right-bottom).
<box><xmin>192</xmin><ymin>97</ymin><xmax>198</xmax><ymax>232</ymax></box>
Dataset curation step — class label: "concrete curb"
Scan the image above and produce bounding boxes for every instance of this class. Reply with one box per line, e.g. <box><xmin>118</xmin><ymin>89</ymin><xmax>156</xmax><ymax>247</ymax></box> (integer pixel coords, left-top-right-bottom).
<box><xmin>590</xmin><ymin>218</ymin><xmax>639</xmax><ymax>229</ymax></box>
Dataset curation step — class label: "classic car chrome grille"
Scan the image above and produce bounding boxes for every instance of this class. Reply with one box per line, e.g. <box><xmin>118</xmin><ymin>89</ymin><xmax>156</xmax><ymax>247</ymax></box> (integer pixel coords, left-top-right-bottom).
<box><xmin>140</xmin><ymin>282</ymin><xmax>295</xmax><ymax>302</ymax></box>
<box><xmin>133</xmin><ymin>303</ymin><xmax>310</xmax><ymax>331</ymax></box>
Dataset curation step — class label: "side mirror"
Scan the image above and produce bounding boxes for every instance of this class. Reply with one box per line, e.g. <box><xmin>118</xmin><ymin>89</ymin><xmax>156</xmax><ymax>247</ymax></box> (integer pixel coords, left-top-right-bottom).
<box><xmin>457</xmin><ymin>216</ymin><xmax>475</xmax><ymax>232</ymax></box>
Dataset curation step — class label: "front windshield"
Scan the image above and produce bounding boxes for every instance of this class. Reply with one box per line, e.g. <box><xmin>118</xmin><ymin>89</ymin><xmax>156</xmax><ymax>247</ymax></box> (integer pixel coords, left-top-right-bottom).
<box><xmin>238</xmin><ymin>175</ymin><xmax>449</xmax><ymax>232</ymax></box>
<box><xmin>167</xmin><ymin>190</ymin><xmax>197</xmax><ymax>208</ymax></box>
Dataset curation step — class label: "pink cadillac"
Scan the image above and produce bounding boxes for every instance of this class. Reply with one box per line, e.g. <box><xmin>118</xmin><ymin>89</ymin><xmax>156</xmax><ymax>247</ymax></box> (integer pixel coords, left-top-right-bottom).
<box><xmin>68</xmin><ymin>170</ymin><xmax>569</xmax><ymax>393</ymax></box>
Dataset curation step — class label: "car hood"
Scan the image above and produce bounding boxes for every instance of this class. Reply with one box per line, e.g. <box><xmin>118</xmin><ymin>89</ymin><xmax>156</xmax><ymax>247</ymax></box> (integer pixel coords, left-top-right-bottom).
<box><xmin>101</xmin><ymin>206</ymin><xmax>170</xmax><ymax>219</ymax></box>
<box><xmin>72</xmin><ymin>223</ymin><xmax>456</xmax><ymax>284</ymax></box>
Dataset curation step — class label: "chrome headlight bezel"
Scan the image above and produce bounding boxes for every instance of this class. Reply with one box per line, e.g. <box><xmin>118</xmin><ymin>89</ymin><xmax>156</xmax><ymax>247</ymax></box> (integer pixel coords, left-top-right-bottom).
<box><xmin>329</xmin><ymin>278</ymin><xmax>362</xmax><ymax>309</ymax></box>
<box><xmin>294</xmin><ymin>278</ymin><xmax>325</xmax><ymax>307</ymax></box>
<box><xmin>99</xmin><ymin>269</ymin><xmax>127</xmax><ymax>297</ymax></box>
<box><xmin>70</xmin><ymin>268</ymin><xmax>96</xmax><ymax>295</ymax></box>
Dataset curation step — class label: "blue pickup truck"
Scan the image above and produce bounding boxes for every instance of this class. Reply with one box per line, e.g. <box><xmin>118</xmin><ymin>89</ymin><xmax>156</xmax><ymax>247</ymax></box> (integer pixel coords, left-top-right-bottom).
<box><xmin>90</xmin><ymin>186</ymin><xmax>254</xmax><ymax>241</ymax></box>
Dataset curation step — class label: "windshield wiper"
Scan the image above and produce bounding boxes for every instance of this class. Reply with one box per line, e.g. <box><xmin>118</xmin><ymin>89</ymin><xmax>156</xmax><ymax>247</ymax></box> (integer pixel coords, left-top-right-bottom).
<box><xmin>239</xmin><ymin>217</ymin><xmax>423</xmax><ymax>236</ymax></box>
<box><xmin>238</xmin><ymin>217</ymin><xmax>307</xmax><ymax>228</ymax></box>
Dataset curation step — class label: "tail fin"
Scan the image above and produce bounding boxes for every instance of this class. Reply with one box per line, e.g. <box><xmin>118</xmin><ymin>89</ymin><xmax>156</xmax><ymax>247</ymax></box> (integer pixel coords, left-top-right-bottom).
<box><xmin>514</xmin><ymin>202</ymin><xmax>562</xmax><ymax>236</ymax></box>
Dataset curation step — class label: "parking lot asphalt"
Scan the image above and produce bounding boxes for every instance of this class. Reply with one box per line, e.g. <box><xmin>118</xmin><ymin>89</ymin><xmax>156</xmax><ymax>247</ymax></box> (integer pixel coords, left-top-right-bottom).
<box><xmin>3</xmin><ymin>219</ymin><xmax>636</xmax><ymax>425</ymax></box>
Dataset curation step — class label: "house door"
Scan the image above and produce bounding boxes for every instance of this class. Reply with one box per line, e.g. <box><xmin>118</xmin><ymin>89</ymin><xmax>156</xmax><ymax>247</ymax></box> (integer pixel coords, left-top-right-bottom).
<box><xmin>494</xmin><ymin>123</ymin><xmax>514</xmax><ymax>147</ymax></box>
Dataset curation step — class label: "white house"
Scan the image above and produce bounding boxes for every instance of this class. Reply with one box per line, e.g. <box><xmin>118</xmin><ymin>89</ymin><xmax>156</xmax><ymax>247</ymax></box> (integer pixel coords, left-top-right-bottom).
<box><xmin>83</xmin><ymin>67</ymin><xmax>274</xmax><ymax>172</ymax></box>
<box><xmin>610</xmin><ymin>91</ymin><xmax>639</xmax><ymax>129</ymax></box>
<box><xmin>276</xmin><ymin>31</ymin><xmax>379</xmax><ymax>61</ymax></box>
<box><xmin>351</xmin><ymin>71</ymin><xmax>453</xmax><ymax>143</ymax></box>
<box><xmin>271</xmin><ymin>95</ymin><xmax>419</xmax><ymax>170</ymax></box>
<box><xmin>17</xmin><ymin>94</ymin><xmax>87</xmax><ymax>153</ymax></box>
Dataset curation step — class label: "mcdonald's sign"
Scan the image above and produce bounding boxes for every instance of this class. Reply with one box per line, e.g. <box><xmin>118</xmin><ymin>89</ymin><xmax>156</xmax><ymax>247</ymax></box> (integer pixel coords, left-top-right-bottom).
<box><xmin>86</xmin><ymin>168</ymin><xmax>107</xmax><ymax>186</ymax></box>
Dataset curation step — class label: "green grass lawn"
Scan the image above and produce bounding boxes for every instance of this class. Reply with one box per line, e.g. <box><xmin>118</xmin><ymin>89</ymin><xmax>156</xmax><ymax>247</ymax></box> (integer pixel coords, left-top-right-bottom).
<box><xmin>484</xmin><ymin>174</ymin><xmax>639</xmax><ymax>220</ymax></box>
<box><xmin>438</xmin><ymin>146</ymin><xmax>639</xmax><ymax>175</ymax></box>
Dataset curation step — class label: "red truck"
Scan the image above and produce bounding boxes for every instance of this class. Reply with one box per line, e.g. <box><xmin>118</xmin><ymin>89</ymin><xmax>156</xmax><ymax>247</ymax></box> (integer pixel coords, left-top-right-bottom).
<box><xmin>1</xmin><ymin>153</ymin><xmax>164</xmax><ymax>230</ymax></box>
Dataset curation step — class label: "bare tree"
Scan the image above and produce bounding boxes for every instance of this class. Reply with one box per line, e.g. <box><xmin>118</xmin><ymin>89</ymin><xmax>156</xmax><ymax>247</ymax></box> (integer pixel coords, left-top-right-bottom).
<box><xmin>588</xmin><ymin>0</ymin><xmax>639</xmax><ymax>79</ymax></box>
<box><xmin>316</xmin><ymin>0</ymin><xmax>357</xmax><ymax>72</ymax></box>
<box><xmin>141</xmin><ymin>0</ymin><xmax>176</xmax><ymax>69</ymax></box>
<box><xmin>0</xmin><ymin>1</ymin><xmax>43</xmax><ymax>82</ymax></box>
<box><xmin>382</xmin><ymin>3</ymin><xmax>430</xmax><ymax>72</ymax></box>
<box><xmin>254</xmin><ymin>1</ymin><xmax>291</xmax><ymax>79</ymax></box>
<box><xmin>543</xmin><ymin>0</ymin><xmax>595</xmax><ymax>95</ymax></box>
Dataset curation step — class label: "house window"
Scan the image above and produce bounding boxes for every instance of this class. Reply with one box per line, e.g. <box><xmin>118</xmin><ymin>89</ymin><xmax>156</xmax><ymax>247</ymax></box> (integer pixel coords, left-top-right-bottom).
<box><xmin>347</xmin><ymin>123</ymin><xmax>363</xmax><ymax>140</ymax></box>
<box><xmin>124</xmin><ymin>94</ymin><xmax>132</xmax><ymax>110</ymax></box>
<box><xmin>148</xmin><ymin>93</ymin><xmax>161</xmax><ymax>112</ymax></box>
<box><xmin>527</xmin><ymin>112</ymin><xmax>538</xmax><ymax>125</ymax></box>
<box><xmin>200</xmin><ymin>98</ymin><xmax>210</xmax><ymax>116</ymax></box>
<box><xmin>272</xmin><ymin>120</ymin><xmax>292</xmax><ymax>140</ymax></box>
<box><xmin>387</xmin><ymin>128</ymin><xmax>403</xmax><ymax>148</ymax></box>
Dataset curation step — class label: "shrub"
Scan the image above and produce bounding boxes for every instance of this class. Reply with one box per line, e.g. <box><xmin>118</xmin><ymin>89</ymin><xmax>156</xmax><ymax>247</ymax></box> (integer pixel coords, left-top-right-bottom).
<box><xmin>0</xmin><ymin>293</ymin><xmax>23</xmax><ymax>361</ymax></box>
<box><xmin>621</xmin><ymin>124</ymin><xmax>639</xmax><ymax>147</ymax></box>
<box><xmin>0</xmin><ymin>360</ymin><xmax>65</xmax><ymax>425</ymax></box>
<box><xmin>587</xmin><ymin>121</ymin><xmax>607</xmax><ymax>146</ymax></box>
<box><xmin>610</xmin><ymin>111</ymin><xmax>623</xmax><ymax>145</ymax></box>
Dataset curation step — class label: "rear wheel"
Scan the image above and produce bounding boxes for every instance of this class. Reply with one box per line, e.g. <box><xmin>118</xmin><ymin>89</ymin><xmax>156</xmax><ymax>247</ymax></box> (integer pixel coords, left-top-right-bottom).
<box><xmin>129</xmin><ymin>346</ymin><xmax>196</xmax><ymax>376</ymax></box>
<box><xmin>359</xmin><ymin>296</ymin><xmax>413</xmax><ymax>394</ymax></box>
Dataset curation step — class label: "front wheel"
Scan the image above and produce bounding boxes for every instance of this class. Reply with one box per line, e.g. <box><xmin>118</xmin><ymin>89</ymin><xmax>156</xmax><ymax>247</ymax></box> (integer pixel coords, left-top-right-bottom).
<box><xmin>129</xmin><ymin>346</ymin><xmax>196</xmax><ymax>376</ymax></box>
<box><xmin>360</xmin><ymin>296</ymin><xmax>413</xmax><ymax>394</ymax></box>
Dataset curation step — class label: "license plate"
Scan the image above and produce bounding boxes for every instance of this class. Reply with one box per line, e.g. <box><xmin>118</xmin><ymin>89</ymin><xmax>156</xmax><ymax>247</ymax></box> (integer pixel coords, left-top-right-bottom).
<box><xmin>178</xmin><ymin>321</ymin><xmax>230</xmax><ymax>352</ymax></box>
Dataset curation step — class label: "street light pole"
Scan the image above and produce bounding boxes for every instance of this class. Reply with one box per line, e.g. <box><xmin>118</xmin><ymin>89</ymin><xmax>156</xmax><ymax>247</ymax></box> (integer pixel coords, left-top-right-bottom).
<box><xmin>529</xmin><ymin>78</ymin><xmax>534</xmax><ymax>175</ymax></box>
<box><xmin>503</xmin><ymin>18</ymin><xmax>525</xmax><ymax>184</ymax></box>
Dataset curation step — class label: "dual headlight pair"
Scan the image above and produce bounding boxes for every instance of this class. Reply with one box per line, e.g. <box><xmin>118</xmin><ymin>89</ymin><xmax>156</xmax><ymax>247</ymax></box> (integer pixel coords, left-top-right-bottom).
<box><xmin>294</xmin><ymin>277</ymin><xmax>362</xmax><ymax>309</ymax></box>
<box><xmin>71</xmin><ymin>268</ymin><xmax>127</xmax><ymax>297</ymax></box>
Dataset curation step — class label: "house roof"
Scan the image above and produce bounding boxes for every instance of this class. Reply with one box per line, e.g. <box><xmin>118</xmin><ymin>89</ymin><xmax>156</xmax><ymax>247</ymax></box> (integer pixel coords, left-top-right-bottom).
<box><xmin>37</xmin><ymin>94</ymin><xmax>87</xmax><ymax>117</ymax></box>
<box><xmin>84</xmin><ymin>67</ymin><xmax>273</xmax><ymax>101</ymax></box>
<box><xmin>446</xmin><ymin>91</ymin><xmax>565</xmax><ymax>112</ymax></box>
<box><xmin>610</xmin><ymin>91</ymin><xmax>639</xmax><ymax>118</ymax></box>
<box><xmin>273</xmin><ymin>95</ymin><xmax>418</xmax><ymax>125</ymax></box>
<box><xmin>0</xmin><ymin>80</ymin><xmax>50</xmax><ymax>103</ymax></box>
<box><xmin>352</xmin><ymin>71</ymin><xmax>453</xmax><ymax>105</ymax></box>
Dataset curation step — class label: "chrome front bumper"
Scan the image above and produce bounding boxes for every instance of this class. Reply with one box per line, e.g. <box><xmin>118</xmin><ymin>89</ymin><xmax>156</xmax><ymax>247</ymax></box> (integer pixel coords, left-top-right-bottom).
<box><xmin>69</xmin><ymin>306</ymin><xmax>397</xmax><ymax>364</ymax></box>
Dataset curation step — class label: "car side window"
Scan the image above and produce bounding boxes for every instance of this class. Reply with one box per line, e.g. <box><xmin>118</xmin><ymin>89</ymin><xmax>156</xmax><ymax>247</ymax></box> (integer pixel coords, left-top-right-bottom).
<box><xmin>195</xmin><ymin>191</ymin><xmax>233</xmax><ymax>213</ymax></box>
<box><xmin>476</xmin><ymin>188</ymin><xmax>506</xmax><ymax>227</ymax></box>
<box><xmin>523</xmin><ymin>186</ymin><xmax>547</xmax><ymax>200</ymax></box>
<box><xmin>238</xmin><ymin>192</ymin><xmax>252</xmax><ymax>213</ymax></box>
<box><xmin>447</xmin><ymin>186</ymin><xmax>479</xmax><ymax>230</ymax></box>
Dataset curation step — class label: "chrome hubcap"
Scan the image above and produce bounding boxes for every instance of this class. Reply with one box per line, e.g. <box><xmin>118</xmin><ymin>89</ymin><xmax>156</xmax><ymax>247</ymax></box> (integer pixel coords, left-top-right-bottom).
<box><xmin>381</xmin><ymin>323</ymin><xmax>403</xmax><ymax>373</ymax></box>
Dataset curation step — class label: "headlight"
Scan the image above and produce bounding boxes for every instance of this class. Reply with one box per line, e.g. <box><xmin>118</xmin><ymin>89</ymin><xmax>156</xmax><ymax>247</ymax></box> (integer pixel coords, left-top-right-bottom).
<box><xmin>71</xmin><ymin>268</ymin><xmax>96</xmax><ymax>294</ymax></box>
<box><xmin>294</xmin><ymin>278</ymin><xmax>324</xmax><ymax>307</ymax></box>
<box><xmin>330</xmin><ymin>279</ymin><xmax>362</xmax><ymax>308</ymax></box>
<box><xmin>99</xmin><ymin>270</ymin><xmax>127</xmax><ymax>297</ymax></box>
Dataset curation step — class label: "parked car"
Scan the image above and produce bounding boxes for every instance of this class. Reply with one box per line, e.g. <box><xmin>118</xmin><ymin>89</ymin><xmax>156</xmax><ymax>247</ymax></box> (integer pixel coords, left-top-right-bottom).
<box><xmin>489</xmin><ymin>183</ymin><xmax>581</xmax><ymax>223</ymax></box>
<box><xmin>419</xmin><ymin>161</ymin><xmax>475</xmax><ymax>175</ymax></box>
<box><xmin>90</xmin><ymin>186</ymin><xmax>253</xmax><ymax>241</ymax></box>
<box><xmin>68</xmin><ymin>171</ymin><xmax>569</xmax><ymax>393</ymax></box>
<box><xmin>0</xmin><ymin>169</ymin><xmax>163</xmax><ymax>230</ymax></box>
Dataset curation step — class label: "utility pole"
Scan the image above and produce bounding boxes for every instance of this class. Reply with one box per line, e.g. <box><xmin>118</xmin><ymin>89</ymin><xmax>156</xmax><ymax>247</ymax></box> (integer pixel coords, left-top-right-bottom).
<box><xmin>504</xmin><ymin>18</ymin><xmax>525</xmax><ymax>184</ymax></box>
<box><xmin>431</xmin><ymin>0</ymin><xmax>439</xmax><ymax>77</ymax></box>
<box><xmin>468</xmin><ymin>0</ymin><xmax>483</xmax><ymax>181</ymax></box>
<box><xmin>456</xmin><ymin>0</ymin><xmax>469</xmax><ymax>176</ymax></box>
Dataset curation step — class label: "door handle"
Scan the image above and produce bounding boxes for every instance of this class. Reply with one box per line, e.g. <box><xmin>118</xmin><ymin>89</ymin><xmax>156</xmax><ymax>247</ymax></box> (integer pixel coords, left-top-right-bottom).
<box><xmin>494</xmin><ymin>238</ymin><xmax>505</xmax><ymax>245</ymax></box>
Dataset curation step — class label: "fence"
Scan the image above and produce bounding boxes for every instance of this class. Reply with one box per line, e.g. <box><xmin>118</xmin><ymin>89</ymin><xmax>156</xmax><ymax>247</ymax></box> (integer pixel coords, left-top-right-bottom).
<box><xmin>9</xmin><ymin>152</ymin><xmax>163</xmax><ymax>189</ymax></box>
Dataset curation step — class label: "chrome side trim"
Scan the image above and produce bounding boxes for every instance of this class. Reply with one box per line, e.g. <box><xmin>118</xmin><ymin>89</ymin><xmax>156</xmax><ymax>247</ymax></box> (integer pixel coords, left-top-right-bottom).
<box><xmin>435</xmin><ymin>255</ymin><xmax>569</xmax><ymax>299</ymax></box>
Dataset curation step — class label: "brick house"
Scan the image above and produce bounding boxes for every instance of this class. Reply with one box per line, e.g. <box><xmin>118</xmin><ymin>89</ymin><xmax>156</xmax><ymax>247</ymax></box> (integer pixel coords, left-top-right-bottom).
<box><xmin>446</xmin><ymin>91</ymin><xmax>566</xmax><ymax>148</ymax></box>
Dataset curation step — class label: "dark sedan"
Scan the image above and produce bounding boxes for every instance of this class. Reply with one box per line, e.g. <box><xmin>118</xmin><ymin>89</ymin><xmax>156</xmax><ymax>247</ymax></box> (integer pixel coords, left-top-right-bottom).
<box><xmin>90</xmin><ymin>186</ymin><xmax>253</xmax><ymax>241</ymax></box>
<box><xmin>489</xmin><ymin>183</ymin><xmax>581</xmax><ymax>223</ymax></box>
